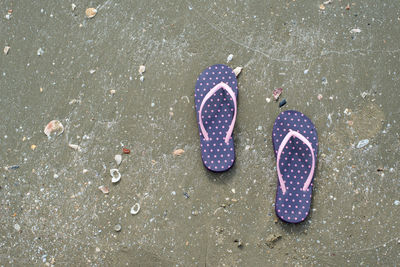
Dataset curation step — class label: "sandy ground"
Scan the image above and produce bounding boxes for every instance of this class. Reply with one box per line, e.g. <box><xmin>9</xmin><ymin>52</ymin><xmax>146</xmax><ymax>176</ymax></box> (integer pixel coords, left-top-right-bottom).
<box><xmin>1</xmin><ymin>0</ymin><xmax>400</xmax><ymax>266</ymax></box>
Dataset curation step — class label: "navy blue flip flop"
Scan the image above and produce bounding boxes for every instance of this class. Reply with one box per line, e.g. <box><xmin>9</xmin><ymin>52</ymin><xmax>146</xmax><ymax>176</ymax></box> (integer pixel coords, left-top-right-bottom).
<box><xmin>272</xmin><ymin>110</ymin><xmax>318</xmax><ymax>223</ymax></box>
<box><xmin>194</xmin><ymin>64</ymin><xmax>238</xmax><ymax>172</ymax></box>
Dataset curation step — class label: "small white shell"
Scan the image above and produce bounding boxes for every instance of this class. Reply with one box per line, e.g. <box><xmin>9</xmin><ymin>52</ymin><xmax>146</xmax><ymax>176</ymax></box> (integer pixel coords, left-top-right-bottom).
<box><xmin>140</xmin><ymin>76</ymin><xmax>144</xmax><ymax>82</ymax></box>
<box><xmin>37</xmin><ymin>47</ymin><xmax>44</xmax><ymax>56</ymax></box>
<box><xmin>138</xmin><ymin>65</ymin><xmax>146</xmax><ymax>74</ymax></box>
<box><xmin>110</xmin><ymin>169</ymin><xmax>121</xmax><ymax>183</ymax></box>
<box><xmin>4</xmin><ymin>46</ymin><xmax>10</xmax><ymax>55</ymax></box>
<box><xmin>350</xmin><ymin>28</ymin><xmax>361</xmax><ymax>33</ymax></box>
<box><xmin>233</xmin><ymin>67</ymin><xmax>242</xmax><ymax>77</ymax></box>
<box><xmin>114</xmin><ymin>154</ymin><xmax>122</xmax><ymax>166</ymax></box>
<box><xmin>227</xmin><ymin>54</ymin><xmax>233</xmax><ymax>63</ymax></box>
<box><xmin>71</xmin><ymin>3</ymin><xmax>77</xmax><ymax>11</ymax></box>
<box><xmin>130</xmin><ymin>203</ymin><xmax>140</xmax><ymax>215</ymax></box>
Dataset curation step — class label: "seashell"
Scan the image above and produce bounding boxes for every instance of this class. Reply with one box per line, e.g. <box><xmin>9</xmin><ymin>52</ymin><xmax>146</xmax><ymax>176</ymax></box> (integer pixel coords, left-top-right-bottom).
<box><xmin>356</xmin><ymin>139</ymin><xmax>369</xmax><ymax>149</ymax></box>
<box><xmin>44</xmin><ymin>120</ymin><xmax>64</xmax><ymax>137</ymax></box>
<box><xmin>226</xmin><ymin>54</ymin><xmax>233</xmax><ymax>63</ymax></box>
<box><xmin>350</xmin><ymin>28</ymin><xmax>361</xmax><ymax>33</ymax></box>
<box><xmin>37</xmin><ymin>48</ymin><xmax>44</xmax><ymax>56</ymax></box>
<box><xmin>233</xmin><ymin>67</ymin><xmax>242</xmax><ymax>77</ymax></box>
<box><xmin>85</xmin><ymin>8</ymin><xmax>97</xmax><ymax>18</ymax></box>
<box><xmin>71</xmin><ymin>3</ymin><xmax>77</xmax><ymax>11</ymax></box>
<box><xmin>98</xmin><ymin>185</ymin><xmax>109</xmax><ymax>194</ymax></box>
<box><xmin>4</xmin><ymin>46</ymin><xmax>10</xmax><ymax>55</ymax></box>
<box><xmin>110</xmin><ymin>169</ymin><xmax>121</xmax><ymax>183</ymax></box>
<box><xmin>114</xmin><ymin>224</ymin><xmax>121</xmax><ymax>232</ymax></box>
<box><xmin>319</xmin><ymin>4</ymin><xmax>325</xmax><ymax>10</ymax></box>
<box><xmin>139</xmin><ymin>76</ymin><xmax>144</xmax><ymax>82</ymax></box>
<box><xmin>172</xmin><ymin>148</ymin><xmax>185</xmax><ymax>156</ymax></box>
<box><xmin>69</xmin><ymin>144</ymin><xmax>81</xmax><ymax>151</ymax></box>
<box><xmin>114</xmin><ymin>154</ymin><xmax>122</xmax><ymax>166</ymax></box>
<box><xmin>273</xmin><ymin>88</ymin><xmax>283</xmax><ymax>101</ymax></box>
<box><xmin>122</xmin><ymin>148</ymin><xmax>130</xmax><ymax>154</ymax></box>
<box><xmin>130</xmin><ymin>203</ymin><xmax>140</xmax><ymax>215</ymax></box>
<box><xmin>138</xmin><ymin>65</ymin><xmax>146</xmax><ymax>74</ymax></box>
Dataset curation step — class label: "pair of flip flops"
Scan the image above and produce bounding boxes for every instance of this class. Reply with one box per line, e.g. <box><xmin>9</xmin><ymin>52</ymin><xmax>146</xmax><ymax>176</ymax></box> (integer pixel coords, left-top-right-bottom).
<box><xmin>194</xmin><ymin>64</ymin><xmax>318</xmax><ymax>223</ymax></box>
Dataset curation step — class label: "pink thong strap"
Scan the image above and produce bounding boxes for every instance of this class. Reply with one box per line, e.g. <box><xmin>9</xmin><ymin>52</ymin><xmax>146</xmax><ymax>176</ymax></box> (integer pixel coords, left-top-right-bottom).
<box><xmin>198</xmin><ymin>82</ymin><xmax>237</xmax><ymax>145</ymax></box>
<box><xmin>276</xmin><ymin>129</ymin><xmax>316</xmax><ymax>195</ymax></box>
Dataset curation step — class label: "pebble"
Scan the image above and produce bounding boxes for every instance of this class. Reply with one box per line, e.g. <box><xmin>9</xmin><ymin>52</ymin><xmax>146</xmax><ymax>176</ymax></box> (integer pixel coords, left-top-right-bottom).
<box><xmin>14</xmin><ymin>223</ymin><xmax>21</xmax><ymax>231</ymax></box>
<box><xmin>279</xmin><ymin>99</ymin><xmax>287</xmax><ymax>107</ymax></box>
<box><xmin>266</xmin><ymin>97</ymin><xmax>271</xmax><ymax>103</ymax></box>
<box><xmin>356</xmin><ymin>139</ymin><xmax>369</xmax><ymax>148</ymax></box>
<box><xmin>304</xmin><ymin>69</ymin><xmax>309</xmax><ymax>74</ymax></box>
<box><xmin>114</xmin><ymin>224</ymin><xmax>122</xmax><ymax>232</ymax></box>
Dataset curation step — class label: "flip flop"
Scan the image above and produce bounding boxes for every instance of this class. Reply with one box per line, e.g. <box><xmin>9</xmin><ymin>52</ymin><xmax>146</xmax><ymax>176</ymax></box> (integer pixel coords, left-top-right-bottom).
<box><xmin>194</xmin><ymin>64</ymin><xmax>238</xmax><ymax>172</ymax></box>
<box><xmin>272</xmin><ymin>110</ymin><xmax>318</xmax><ymax>223</ymax></box>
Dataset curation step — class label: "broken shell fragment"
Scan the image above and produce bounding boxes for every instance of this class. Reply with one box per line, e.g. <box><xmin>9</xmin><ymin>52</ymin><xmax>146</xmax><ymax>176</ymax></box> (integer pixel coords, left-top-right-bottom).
<box><xmin>138</xmin><ymin>65</ymin><xmax>146</xmax><ymax>74</ymax></box>
<box><xmin>130</xmin><ymin>203</ymin><xmax>140</xmax><ymax>215</ymax></box>
<box><xmin>227</xmin><ymin>54</ymin><xmax>233</xmax><ymax>63</ymax></box>
<box><xmin>85</xmin><ymin>8</ymin><xmax>97</xmax><ymax>18</ymax></box>
<box><xmin>273</xmin><ymin>88</ymin><xmax>283</xmax><ymax>101</ymax></box>
<box><xmin>37</xmin><ymin>48</ymin><xmax>44</xmax><ymax>56</ymax></box>
<box><xmin>44</xmin><ymin>120</ymin><xmax>64</xmax><ymax>137</ymax></box>
<box><xmin>122</xmin><ymin>148</ymin><xmax>130</xmax><ymax>154</ymax></box>
<box><xmin>71</xmin><ymin>3</ymin><xmax>77</xmax><ymax>11</ymax></box>
<box><xmin>173</xmin><ymin>149</ymin><xmax>185</xmax><ymax>156</ymax></box>
<box><xmin>233</xmin><ymin>67</ymin><xmax>243</xmax><ymax>77</ymax></box>
<box><xmin>115</xmin><ymin>154</ymin><xmax>122</xmax><ymax>166</ymax></box>
<box><xmin>69</xmin><ymin>144</ymin><xmax>81</xmax><ymax>151</ymax></box>
<box><xmin>350</xmin><ymin>28</ymin><xmax>361</xmax><ymax>34</ymax></box>
<box><xmin>4</xmin><ymin>46</ymin><xmax>10</xmax><ymax>55</ymax></box>
<box><xmin>98</xmin><ymin>185</ymin><xmax>109</xmax><ymax>194</ymax></box>
<box><xmin>110</xmin><ymin>169</ymin><xmax>121</xmax><ymax>183</ymax></box>
<box><xmin>356</xmin><ymin>139</ymin><xmax>369</xmax><ymax>149</ymax></box>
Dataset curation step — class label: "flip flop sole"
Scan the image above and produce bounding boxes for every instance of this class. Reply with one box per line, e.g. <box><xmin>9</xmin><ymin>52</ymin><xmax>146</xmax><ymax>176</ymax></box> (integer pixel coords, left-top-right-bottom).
<box><xmin>272</xmin><ymin>110</ymin><xmax>318</xmax><ymax>223</ymax></box>
<box><xmin>194</xmin><ymin>64</ymin><xmax>238</xmax><ymax>172</ymax></box>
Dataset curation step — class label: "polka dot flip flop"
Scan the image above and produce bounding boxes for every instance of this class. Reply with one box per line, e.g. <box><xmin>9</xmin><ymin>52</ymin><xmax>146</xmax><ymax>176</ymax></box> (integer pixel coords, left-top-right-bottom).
<box><xmin>194</xmin><ymin>64</ymin><xmax>238</xmax><ymax>172</ymax></box>
<box><xmin>272</xmin><ymin>110</ymin><xmax>318</xmax><ymax>223</ymax></box>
